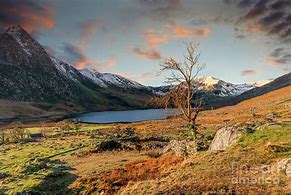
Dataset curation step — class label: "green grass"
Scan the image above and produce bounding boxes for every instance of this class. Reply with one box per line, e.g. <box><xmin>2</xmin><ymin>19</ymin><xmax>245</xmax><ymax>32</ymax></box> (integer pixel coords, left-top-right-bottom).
<box><xmin>237</xmin><ymin>123</ymin><xmax>291</xmax><ymax>147</ymax></box>
<box><xmin>0</xmin><ymin>123</ymin><xmax>114</xmax><ymax>194</ymax></box>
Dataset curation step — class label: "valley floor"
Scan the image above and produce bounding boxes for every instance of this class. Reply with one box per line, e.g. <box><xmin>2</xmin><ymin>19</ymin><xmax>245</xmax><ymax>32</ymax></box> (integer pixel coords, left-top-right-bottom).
<box><xmin>0</xmin><ymin>86</ymin><xmax>290</xmax><ymax>194</ymax></box>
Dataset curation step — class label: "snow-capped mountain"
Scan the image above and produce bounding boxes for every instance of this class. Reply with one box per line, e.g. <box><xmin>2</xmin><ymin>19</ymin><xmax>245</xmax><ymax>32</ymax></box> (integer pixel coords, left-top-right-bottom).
<box><xmin>151</xmin><ymin>76</ymin><xmax>272</xmax><ymax>97</ymax></box>
<box><xmin>50</xmin><ymin>55</ymin><xmax>271</xmax><ymax>98</ymax></box>
<box><xmin>79</xmin><ymin>69</ymin><xmax>148</xmax><ymax>90</ymax></box>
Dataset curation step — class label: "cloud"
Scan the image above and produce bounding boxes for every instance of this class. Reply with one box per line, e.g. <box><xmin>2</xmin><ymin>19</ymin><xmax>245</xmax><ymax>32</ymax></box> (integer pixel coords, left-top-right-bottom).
<box><xmin>132</xmin><ymin>28</ymin><xmax>168</xmax><ymax>60</ymax></box>
<box><xmin>143</xmin><ymin>29</ymin><xmax>169</xmax><ymax>48</ymax></box>
<box><xmin>132</xmin><ymin>47</ymin><xmax>162</xmax><ymax>60</ymax></box>
<box><xmin>0</xmin><ymin>0</ymin><xmax>55</xmax><ymax>33</ymax></box>
<box><xmin>234</xmin><ymin>0</ymin><xmax>291</xmax><ymax>43</ymax></box>
<box><xmin>258</xmin><ymin>11</ymin><xmax>285</xmax><ymax>27</ymax></box>
<box><xmin>166</xmin><ymin>21</ymin><xmax>210</xmax><ymax>38</ymax></box>
<box><xmin>137</xmin><ymin>0</ymin><xmax>182</xmax><ymax>21</ymax></box>
<box><xmin>240</xmin><ymin>69</ymin><xmax>257</xmax><ymax>76</ymax></box>
<box><xmin>245</xmin><ymin>24</ymin><xmax>263</xmax><ymax>33</ymax></box>
<box><xmin>236</xmin><ymin>34</ymin><xmax>247</xmax><ymax>39</ymax></box>
<box><xmin>242</xmin><ymin>0</ymin><xmax>270</xmax><ymax>21</ymax></box>
<box><xmin>265</xmin><ymin>47</ymin><xmax>291</xmax><ymax>65</ymax></box>
<box><xmin>97</xmin><ymin>56</ymin><xmax>118</xmax><ymax>72</ymax></box>
<box><xmin>63</xmin><ymin>43</ymin><xmax>91</xmax><ymax>69</ymax></box>
<box><xmin>79</xmin><ymin>19</ymin><xmax>103</xmax><ymax>48</ymax></box>
<box><xmin>270</xmin><ymin>0</ymin><xmax>291</xmax><ymax>10</ymax></box>
<box><xmin>237</xmin><ymin>0</ymin><xmax>257</xmax><ymax>8</ymax></box>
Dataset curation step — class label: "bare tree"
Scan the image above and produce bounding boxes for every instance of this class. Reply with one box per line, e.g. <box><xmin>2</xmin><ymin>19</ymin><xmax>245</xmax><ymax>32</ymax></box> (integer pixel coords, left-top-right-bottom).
<box><xmin>152</xmin><ymin>42</ymin><xmax>205</xmax><ymax>141</ymax></box>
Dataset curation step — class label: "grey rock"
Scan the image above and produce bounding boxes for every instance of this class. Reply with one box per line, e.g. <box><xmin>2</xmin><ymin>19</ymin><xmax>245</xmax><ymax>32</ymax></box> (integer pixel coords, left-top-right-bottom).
<box><xmin>209</xmin><ymin>126</ymin><xmax>242</xmax><ymax>151</ymax></box>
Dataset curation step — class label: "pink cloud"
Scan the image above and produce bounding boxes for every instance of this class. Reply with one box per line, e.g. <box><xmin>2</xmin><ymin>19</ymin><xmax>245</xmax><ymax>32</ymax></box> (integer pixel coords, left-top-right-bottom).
<box><xmin>143</xmin><ymin>29</ymin><xmax>169</xmax><ymax>48</ymax></box>
<box><xmin>79</xmin><ymin>19</ymin><xmax>103</xmax><ymax>48</ymax></box>
<box><xmin>98</xmin><ymin>56</ymin><xmax>117</xmax><ymax>71</ymax></box>
<box><xmin>132</xmin><ymin>47</ymin><xmax>161</xmax><ymax>60</ymax></box>
<box><xmin>166</xmin><ymin>21</ymin><xmax>210</xmax><ymax>38</ymax></box>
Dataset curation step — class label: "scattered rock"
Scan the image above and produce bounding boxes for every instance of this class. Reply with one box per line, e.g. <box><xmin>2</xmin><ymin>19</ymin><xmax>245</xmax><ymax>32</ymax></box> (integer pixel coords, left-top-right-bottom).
<box><xmin>209</xmin><ymin>126</ymin><xmax>242</xmax><ymax>151</ymax></box>
<box><xmin>163</xmin><ymin>139</ymin><xmax>197</xmax><ymax>157</ymax></box>
<box><xmin>141</xmin><ymin>134</ymin><xmax>170</xmax><ymax>142</ymax></box>
<box><xmin>266</xmin><ymin>113</ymin><xmax>277</xmax><ymax>119</ymax></box>
<box><xmin>277</xmin><ymin>158</ymin><xmax>291</xmax><ymax>176</ymax></box>
<box><xmin>141</xmin><ymin>141</ymin><xmax>168</xmax><ymax>150</ymax></box>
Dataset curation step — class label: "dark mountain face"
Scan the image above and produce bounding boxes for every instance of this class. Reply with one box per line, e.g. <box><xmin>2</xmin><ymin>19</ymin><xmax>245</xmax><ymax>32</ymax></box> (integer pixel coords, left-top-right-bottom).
<box><xmin>0</xmin><ymin>26</ymin><xmax>83</xmax><ymax>103</ymax></box>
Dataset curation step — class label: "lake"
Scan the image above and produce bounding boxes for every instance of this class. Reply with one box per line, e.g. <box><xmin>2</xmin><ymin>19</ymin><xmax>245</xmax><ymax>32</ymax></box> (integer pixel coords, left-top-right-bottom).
<box><xmin>72</xmin><ymin>108</ymin><xmax>179</xmax><ymax>123</ymax></box>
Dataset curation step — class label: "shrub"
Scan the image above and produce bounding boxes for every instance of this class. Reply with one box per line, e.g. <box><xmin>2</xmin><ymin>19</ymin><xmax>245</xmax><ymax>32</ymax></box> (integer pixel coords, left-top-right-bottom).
<box><xmin>7</xmin><ymin>123</ymin><xmax>29</xmax><ymax>143</ymax></box>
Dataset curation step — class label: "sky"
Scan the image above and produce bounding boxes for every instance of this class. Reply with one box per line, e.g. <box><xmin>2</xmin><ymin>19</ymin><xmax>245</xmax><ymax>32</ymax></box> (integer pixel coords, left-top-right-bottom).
<box><xmin>0</xmin><ymin>0</ymin><xmax>290</xmax><ymax>86</ymax></box>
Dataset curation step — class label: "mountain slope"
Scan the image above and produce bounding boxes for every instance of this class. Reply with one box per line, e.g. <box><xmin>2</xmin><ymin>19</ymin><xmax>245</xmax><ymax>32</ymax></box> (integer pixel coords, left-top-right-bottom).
<box><xmin>220</xmin><ymin>72</ymin><xmax>291</xmax><ymax>107</ymax></box>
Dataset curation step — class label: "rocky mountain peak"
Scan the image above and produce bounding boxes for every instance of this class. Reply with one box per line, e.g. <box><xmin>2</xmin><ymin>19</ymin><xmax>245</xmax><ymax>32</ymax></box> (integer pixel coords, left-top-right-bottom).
<box><xmin>6</xmin><ymin>25</ymin><xmax>27</xmax><ymax>35</ymax></box>
<box><xmin>4</xmin><ymin>25</ymin><xmax>45</xmax><ymax>57</ymax></box>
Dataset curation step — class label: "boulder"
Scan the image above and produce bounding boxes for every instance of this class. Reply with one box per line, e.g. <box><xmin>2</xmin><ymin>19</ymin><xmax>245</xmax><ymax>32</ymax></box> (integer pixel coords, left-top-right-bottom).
<box><xmin>209</xmin><ymin>126</ymin><xmax>242</xmax><ymax>151</ymax></box>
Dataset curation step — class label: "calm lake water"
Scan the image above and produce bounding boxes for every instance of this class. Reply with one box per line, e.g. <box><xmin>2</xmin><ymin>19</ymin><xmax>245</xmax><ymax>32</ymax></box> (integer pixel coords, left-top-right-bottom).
<box><xmin>72</xmin><ymin>109</ymin><xmax>179</xmax><ymax>123</ymax></box>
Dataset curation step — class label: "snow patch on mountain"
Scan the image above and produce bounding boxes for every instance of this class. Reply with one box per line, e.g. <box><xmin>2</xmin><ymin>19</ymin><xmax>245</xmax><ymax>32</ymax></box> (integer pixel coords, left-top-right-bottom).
<box><xmin>246</xmin><ymin>80</ymin><xmax>272</xmax><ymax>87</ymax></box>
<box><xmin>192</xmin><ymin>76</ymin><xmax>254</xmax><ymax>96</ymax></box>
<box><xmin>100</xmin><ymin>73</ymin><xmax>145</xmax><ymax>89</ymax></box>
<box><xmin>80</xmin><ymin>69</ymin><xmax>148</xmax><ymax>89</ymax></box>
<box><xmin>80</xmin><ymin>69</ymin><xmax>107</xmax><ymax>87</ymax></box>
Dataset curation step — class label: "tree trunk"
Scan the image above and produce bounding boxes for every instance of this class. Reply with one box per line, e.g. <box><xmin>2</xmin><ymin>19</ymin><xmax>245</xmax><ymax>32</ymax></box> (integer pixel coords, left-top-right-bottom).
<box><xmin>189</xmin><ymin>122</ymin><xmax>197</xmax><ymax>141</ymax></box>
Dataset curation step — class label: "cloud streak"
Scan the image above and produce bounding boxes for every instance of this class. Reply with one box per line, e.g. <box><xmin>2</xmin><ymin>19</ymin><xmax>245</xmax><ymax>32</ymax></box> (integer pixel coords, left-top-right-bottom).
<box><xmin>79</xmin><ymin>19</ymin><xmax>103</xmax><ymax>48</ymax></box>
<box><xmin>97</xmin><ymin>56</ymin><xmax>118</xmax><ymax>72</ymax></box>
<box><xmin>63</xmin><ymin>43</ymin><xmax>91</xmax><ymax>69</ymax></box>
<box><xmin>0</xmin><ymin>0</ymin><xmax>55</xmax><ymax>33</ymax></box>
<box><xmin>265</xmin><ymin>47</ymin><xmax>291</xmax><ymax>66</ymax></box>
<box><xmin>132</xmin><ymin>47</ymin><xmax>162</xmax><ymax>60</ymax></box>
<box><xmin>240</xmin><ymin>69</ymin><xmax>257</xmax><ymax>76</ymax></box>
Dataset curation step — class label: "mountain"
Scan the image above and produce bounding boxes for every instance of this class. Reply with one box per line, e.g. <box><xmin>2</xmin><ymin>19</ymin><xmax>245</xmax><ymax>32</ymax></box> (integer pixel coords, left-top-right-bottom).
<box><xmin>152</xmin><ymin>76</ymin><xmax>272</xmax><ymax>97</ymax></box>
<box><xmin>0</xmin><ymin>25</ymin><xmax>153</xmax><ymax>115</ymax></box>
